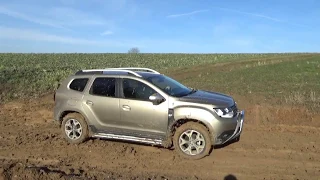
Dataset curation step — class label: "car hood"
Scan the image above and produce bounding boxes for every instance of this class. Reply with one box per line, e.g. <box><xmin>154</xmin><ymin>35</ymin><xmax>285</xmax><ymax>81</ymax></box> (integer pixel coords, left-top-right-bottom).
<box><xmin>178</xmin><ymin>90</ymin><xmax>234</xmax><ymax>107</ymax></box>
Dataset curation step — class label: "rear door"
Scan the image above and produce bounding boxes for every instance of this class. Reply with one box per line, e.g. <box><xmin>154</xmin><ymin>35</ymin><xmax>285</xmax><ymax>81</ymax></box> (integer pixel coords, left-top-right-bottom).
<box><xmin>82</xmin><ymin>76</ymin><xmax>121</xmax><ymax>130</ymax></box>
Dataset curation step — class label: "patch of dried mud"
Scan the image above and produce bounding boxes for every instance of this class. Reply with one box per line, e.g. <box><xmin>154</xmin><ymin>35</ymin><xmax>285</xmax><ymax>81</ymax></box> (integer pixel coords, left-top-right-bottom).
<box><xmin>0</xmin><ymin>94</ymin><xmax>319</xmax><ymax>180</ymax></box>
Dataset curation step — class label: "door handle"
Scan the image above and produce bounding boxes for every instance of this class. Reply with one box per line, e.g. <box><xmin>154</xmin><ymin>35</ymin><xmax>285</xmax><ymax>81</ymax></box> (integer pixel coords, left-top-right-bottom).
<box><xmin>86</xmin><ymin>100</ymin><xmax>94</xmax><ymax>106</ymax></box>
<box><xmin>122</xmin><ymin>105</ymin><xmax>131</xmax><ymax>111</ymax></box>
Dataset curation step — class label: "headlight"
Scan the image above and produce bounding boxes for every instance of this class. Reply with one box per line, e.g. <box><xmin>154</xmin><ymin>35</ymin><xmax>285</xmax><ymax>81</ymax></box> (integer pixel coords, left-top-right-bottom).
<box><xmin>213</xmin><ymin>107</ymin><xmax>234</xmax><ymax>118</ymax></box>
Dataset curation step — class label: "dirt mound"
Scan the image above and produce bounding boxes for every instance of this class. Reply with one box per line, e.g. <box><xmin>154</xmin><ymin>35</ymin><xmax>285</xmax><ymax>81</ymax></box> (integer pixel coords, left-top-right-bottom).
<box><xmin>0</xmin><ymin>94</ymin><xmax>319</xmax><ymax>180</ymax></box>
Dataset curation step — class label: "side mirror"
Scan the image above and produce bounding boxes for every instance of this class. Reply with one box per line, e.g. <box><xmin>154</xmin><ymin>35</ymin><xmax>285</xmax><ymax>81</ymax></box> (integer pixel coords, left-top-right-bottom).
<box><xmin>149</xmin><ymin>93</ymin><xmax>165</xmax><ymax>105</ymax></box>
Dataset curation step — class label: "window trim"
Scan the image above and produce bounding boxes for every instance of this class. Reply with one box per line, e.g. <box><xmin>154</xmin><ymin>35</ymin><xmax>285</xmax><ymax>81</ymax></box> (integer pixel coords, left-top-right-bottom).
<box><xmin>68</xmin><ymin>78</ymin><xmax>89</xmax><ymax>92</ymax></box>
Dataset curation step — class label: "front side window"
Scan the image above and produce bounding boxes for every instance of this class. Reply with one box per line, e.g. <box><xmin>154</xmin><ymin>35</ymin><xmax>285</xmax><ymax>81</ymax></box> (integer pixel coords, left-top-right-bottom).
<box><xmin>69</xmin><ymin>78</ymin><xmax>88</xmax><ymax>92</ymax></box>
<box><xmin>122</xmin><ymin>78</ymin><xmax>156</xmax><ymax>101</ymax></box>
<box><xmin>90</xmin><ymin>77</ymin><xmax>116</xmax><ymax>97</ymax></box>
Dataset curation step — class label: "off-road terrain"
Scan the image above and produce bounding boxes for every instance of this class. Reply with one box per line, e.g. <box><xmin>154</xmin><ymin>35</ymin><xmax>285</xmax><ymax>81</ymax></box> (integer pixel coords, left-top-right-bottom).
<box><xmin>0</xmin><ymin>54</ymin><xmax>319</xmax><ymax>179</ymax></box>
<box><xmin>0</xmin><ymin>93</ymin><xmax>319</xmax><ymax>180</ymax></box>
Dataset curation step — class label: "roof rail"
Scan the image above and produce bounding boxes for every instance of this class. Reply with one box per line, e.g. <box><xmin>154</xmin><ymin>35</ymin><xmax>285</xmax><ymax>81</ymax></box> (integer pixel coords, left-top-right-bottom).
<box><xmin>105</xmin><ymin>67</ymin><xmax>160</xmax><ymax>74</ymax></box>
<box><xmin>81</xmin><ymin>69</ymin><xmax>142</xmax><ymax>77</ymax></box>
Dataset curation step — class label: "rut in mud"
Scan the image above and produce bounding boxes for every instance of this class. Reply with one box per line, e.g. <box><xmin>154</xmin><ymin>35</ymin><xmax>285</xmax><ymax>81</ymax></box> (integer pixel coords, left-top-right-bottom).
<box><xmin>0</xmin><ymin>93</ymin><xmax>319</xmax><ymax>180</ymax></box>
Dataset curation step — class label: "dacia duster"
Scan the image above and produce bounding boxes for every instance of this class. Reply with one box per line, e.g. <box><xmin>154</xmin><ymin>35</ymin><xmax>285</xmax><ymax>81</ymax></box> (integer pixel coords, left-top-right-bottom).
<box><xmin>53</xmin><ymin>67</ymin><xmax>244</xmax><ymax>159</ymax></box>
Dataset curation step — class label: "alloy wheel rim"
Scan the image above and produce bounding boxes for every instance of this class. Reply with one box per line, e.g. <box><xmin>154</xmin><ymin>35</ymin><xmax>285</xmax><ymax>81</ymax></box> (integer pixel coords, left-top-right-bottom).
<box><xmin>64</xmin><ymin>119</ymin><xmax>82</xmax><ymax>140</ymax></box>
<box><xmin>178</xmin><ymin>130</ymin><xmax>205</xmax><ymax>156</ymax></box>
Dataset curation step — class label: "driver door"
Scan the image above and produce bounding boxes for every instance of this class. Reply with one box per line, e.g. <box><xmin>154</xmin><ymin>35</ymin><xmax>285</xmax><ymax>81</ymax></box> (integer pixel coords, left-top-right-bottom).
<box><xmin>118</xmin><ymin>78</ymin><xmax>168</xmax><ymax>139</ymax></box>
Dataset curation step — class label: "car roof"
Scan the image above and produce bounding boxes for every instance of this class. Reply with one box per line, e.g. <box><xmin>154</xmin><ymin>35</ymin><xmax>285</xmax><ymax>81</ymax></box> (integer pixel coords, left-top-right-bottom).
<box><xmin>136</xmin><ymin>71</ymin><xmax>163</xmax><ymax>78</ymax></box>
<box><xmin>74</xmin><ymin>69</ymin><xmax>163</xmax><ymax>79</ymax></box>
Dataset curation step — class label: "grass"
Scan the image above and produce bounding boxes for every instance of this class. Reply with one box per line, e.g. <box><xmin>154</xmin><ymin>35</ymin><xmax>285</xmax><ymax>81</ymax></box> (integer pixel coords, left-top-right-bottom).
<box><xmin>168</xmin><ymin>54</ymin><xmax>320</xmax><ymax>109</ymax></box>
<box><xmin>0</xmin><ymin>53</ymin><xmax>319</xmax><ymax>107</ymax></box>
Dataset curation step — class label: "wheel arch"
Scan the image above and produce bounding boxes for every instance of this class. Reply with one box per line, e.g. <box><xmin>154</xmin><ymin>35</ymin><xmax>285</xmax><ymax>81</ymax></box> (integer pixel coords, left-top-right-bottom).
<box><xmin>168</xmin><ymin>106</ymin><xmax>217</xmax><ymax>144</ymax></box>
<box><xmin>59</xmin><ymin>110</ymin><xmax>89</xmax><ymax>126</ymax></box>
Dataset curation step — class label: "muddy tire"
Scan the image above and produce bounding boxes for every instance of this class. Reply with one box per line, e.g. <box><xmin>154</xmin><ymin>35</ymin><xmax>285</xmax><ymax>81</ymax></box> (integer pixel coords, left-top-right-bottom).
<box><xmin>61</xmin><ymin>113</ymin><xmax>89</xmax><ymax>144</ymax></box>
<box><xmin>173</xmin><ymin>122</ymin><xmax>212</xmax><ymax>160</ymax></box>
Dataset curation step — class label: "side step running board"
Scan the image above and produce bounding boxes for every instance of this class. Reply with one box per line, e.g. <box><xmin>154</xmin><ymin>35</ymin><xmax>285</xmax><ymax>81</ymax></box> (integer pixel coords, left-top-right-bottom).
<box><xmin>92</xmin><ymin>133</ymin><xmax>163</xmax><ymax>145</ymax></box>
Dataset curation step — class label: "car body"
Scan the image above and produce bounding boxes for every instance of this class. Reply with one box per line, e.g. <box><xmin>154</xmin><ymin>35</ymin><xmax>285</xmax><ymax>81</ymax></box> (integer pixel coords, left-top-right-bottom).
<box><xmin>53</xmin><ymin>67</ymin><xmax>244</xmax><ymax>159</ymax></box>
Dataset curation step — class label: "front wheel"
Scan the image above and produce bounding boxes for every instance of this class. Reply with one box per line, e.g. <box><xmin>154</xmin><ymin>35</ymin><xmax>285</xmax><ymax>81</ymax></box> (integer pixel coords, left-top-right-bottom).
<box><xmin>173</xmin><ymin>122</ymin><xmax>212</xmax><ymax>160</ymax></box>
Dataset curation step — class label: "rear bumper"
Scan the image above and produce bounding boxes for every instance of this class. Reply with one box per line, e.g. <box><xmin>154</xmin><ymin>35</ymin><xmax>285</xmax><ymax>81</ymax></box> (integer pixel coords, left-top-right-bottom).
<box><xmin>215</xmin><ymin>110</ymin><xmax>245</xmax><ymax>145</ymax></box>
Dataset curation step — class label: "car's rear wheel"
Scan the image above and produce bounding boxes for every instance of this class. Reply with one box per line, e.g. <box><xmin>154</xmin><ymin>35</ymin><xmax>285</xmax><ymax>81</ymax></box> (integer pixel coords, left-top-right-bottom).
<box><xmin>61</xmin><ymin>113</ymin><xmax>89</xmax><ymax>144</ymax></box>
<box><xmin>173</xmin><ymin>122</ymin><xmax>212</xmax><ymax>160</ymax></box>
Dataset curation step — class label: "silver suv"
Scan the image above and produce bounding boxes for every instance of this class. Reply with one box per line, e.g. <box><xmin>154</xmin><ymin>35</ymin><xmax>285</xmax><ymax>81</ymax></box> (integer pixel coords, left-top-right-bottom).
<box><xmin>53</xmin><ymin>67</ymin><xmax>244</xmax><ymax>159</ymax></box>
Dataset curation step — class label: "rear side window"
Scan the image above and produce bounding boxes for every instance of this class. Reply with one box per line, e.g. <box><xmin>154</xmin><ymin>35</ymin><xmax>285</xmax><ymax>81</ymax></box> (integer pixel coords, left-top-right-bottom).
<box><xmin>90</xmin><ymin>78</ymin><xmax>116</xmax><ymax>97</ymax></box>
<box><xmin>69</xmin><ymin>78</ymin><xmax>88</xmax><ymax>92</ymax></box>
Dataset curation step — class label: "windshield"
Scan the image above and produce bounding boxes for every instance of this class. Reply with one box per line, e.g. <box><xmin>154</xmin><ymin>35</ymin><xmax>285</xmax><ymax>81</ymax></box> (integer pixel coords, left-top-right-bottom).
<box><xmin>144</xmin><ymin>75</ymin><xmax>194</xmax><ymax>97</ymax></box>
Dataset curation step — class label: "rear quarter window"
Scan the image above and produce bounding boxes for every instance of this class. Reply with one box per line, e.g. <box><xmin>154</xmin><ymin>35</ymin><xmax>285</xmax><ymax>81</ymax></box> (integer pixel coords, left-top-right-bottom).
<box><xmin>69</xmin><ymin>78</ymin><xmax>89</xmax><ymax>92</ymax></box>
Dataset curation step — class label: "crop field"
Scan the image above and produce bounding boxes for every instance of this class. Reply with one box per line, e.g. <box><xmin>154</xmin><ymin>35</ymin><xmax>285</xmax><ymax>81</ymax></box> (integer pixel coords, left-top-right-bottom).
<box><xmin>0</xmin><ymin>53</ymin><xmax>320</xmax><ymax>179</ymax></box>
<box><xmin>0</xmin><ymin>53</ymin><xmax>315</xmax><ymax>101</ymax></box>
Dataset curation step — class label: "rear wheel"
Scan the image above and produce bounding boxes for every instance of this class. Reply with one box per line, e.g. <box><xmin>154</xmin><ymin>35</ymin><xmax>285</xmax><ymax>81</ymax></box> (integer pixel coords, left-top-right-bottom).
<box><xmin>173</xmin><ymin>122</ymin><xmax>212</xmax><ymax>160</ymax></box>
<box><xmin>61</xmin><ymin>113</ymin><xmax>89</xmax><ymax>144</ymax></box>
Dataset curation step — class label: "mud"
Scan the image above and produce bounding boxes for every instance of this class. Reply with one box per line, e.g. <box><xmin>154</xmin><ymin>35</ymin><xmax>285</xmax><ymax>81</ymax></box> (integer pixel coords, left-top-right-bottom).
<box><xmin>0</xmin><ymin>94</ymin><xmax>319</xmax><ymax>180</ymax></box>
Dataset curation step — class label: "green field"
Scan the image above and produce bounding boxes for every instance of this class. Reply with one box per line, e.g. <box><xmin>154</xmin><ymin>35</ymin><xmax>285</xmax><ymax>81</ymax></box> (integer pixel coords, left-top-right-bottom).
<box><xmin>0</xmin><ymin>53</ymin><xmax>319</xmax><ymax>108</ymax></box>
<box><xmin>167</xmin><ymin>54</ymin><xmax>320</xmax><ymax>108</ymax></box>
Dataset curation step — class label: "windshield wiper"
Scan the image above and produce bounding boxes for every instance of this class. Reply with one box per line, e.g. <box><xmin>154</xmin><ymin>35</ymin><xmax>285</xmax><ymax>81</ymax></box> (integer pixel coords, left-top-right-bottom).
<box><xmin>186</xmin><ymin>88</ymin><xmax>197</xmax><ymax>95</ymax></box>
<box><xmin>176</xmin><ymin>88</ymin><xmax>198</xmax><ymax>97</ymax></box>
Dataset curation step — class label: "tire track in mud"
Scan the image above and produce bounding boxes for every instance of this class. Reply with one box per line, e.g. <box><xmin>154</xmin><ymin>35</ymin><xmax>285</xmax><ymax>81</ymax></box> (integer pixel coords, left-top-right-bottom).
<box><xmin>1</xmin><ymin>94</ymin><xmax>320</xmax><ymax>179</ymax></box>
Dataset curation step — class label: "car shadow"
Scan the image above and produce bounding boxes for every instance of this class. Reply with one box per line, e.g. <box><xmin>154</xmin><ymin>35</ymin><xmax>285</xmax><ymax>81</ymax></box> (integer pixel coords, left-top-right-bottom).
<box><xmin>224</xmin><ymin>174</ymin><xmax>238</xmax><ymax>180</ymax></box>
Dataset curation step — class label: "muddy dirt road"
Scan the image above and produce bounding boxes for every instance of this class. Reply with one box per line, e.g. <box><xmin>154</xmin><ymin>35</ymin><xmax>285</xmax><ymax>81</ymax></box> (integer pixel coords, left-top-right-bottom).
<box><xmin>0</xmin><ymin>94</ymin><xmax>319</xmax><ymax>180</ymax></box>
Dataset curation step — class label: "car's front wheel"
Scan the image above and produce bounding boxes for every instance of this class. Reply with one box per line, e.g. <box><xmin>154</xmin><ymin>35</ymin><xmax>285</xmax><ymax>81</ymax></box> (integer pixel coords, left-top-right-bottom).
<box><xmin>173</xmin><ymin>122</ymin><xmax>212</xmax><ymax>160</ymax></box>
<box><xmin>61</xmin><ymin>113</ymin><xmax>89</xmax><ymax>144</ymax></box>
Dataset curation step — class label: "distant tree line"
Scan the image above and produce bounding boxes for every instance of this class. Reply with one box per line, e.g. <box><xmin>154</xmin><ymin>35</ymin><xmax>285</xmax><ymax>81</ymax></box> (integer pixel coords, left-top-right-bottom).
<box><xmin>128</xmin><ymin>47</ymin><xmax>140</xmax><ymax>54</ymax></box>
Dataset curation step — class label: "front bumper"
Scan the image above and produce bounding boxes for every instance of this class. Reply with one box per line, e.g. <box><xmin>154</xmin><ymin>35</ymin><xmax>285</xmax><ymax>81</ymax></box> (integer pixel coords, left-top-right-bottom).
<box><xmin>215</xmin><ymin>110</ymin><xmax>245</xmax><ymax>145</ymax></box>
